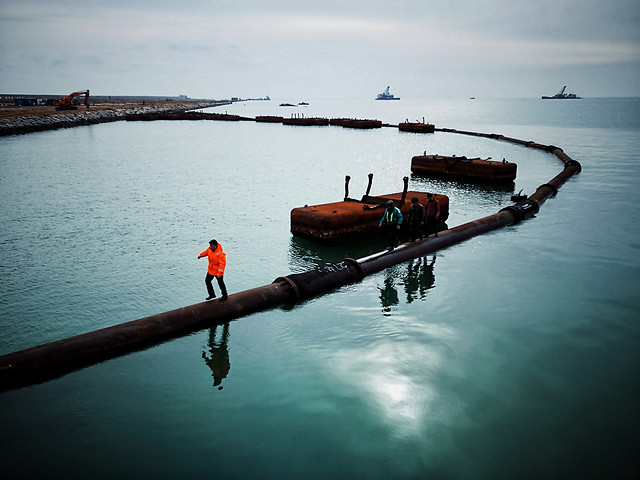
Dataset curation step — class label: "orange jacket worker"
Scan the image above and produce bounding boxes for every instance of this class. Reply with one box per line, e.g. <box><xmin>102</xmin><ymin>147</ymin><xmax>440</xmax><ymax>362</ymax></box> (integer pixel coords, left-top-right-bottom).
<box><xmin>198</xmin><ymin>239</ymin><xmax>228</xmax><ymax>301</ymax></box>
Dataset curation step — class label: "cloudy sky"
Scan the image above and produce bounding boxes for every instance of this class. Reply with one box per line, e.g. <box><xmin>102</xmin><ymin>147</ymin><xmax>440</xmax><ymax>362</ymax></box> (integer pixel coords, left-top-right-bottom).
<box><xmin>1</xmin><ymin>0</ymin><xmax>638</xmax><ymax>99</ymax></box>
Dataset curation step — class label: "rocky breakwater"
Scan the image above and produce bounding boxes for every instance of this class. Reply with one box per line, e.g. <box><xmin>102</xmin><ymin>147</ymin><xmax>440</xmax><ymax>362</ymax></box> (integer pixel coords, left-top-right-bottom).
<box><xmin>0</xmin><ymin>101</ymin><xmax>224</xmax><ymax>137</ymax></box>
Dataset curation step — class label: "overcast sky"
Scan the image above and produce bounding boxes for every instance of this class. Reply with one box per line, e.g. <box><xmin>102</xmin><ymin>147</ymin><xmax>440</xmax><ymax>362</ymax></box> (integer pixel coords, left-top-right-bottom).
<box><xmin>1</xmin><ymin>0</ymin><xmax>638</xmax><ymax>99</ymax></box>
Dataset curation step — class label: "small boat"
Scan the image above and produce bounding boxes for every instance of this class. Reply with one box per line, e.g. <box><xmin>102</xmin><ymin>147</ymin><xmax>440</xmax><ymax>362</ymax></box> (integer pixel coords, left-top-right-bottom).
<box><xmin>291</xmin><ymin>175</ymin><xmax>449</xmax><ymax>244</ymax></box>
<box><xmin>411</xmin><ymin>154</ymin><xmax>517</xmax><ymax>183</ymax></box>
<box><xmin>330</xmin><ymin>118</ymin><xmax>382</xmax><ymax>129</ymax></box>
<box><xmin>542</xmin><ymin>86</ymin><xmax>581</xmax><ymax>99</ymax></box>
<box><xmin>279</xmin><ymin>103</ymin><xmax>296</xmax><ymax>107</ymax></box>
<box><xmin>375</xmin><ymin>86</ymin><xmax>400</xmax><ymax>100</ymax></box>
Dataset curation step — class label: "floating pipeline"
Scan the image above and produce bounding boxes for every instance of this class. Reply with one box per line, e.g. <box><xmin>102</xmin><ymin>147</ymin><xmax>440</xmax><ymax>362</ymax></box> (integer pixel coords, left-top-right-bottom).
<box><xmin>0</xmin><ymin>283</ymin><xmax>293</xmax><ymax>391</ymax></box>
<box><xmin>0</xmin><ymin>200</ymin><xmax>537</xmax><ymax>392</ymax></box>
<box><xmin>411</xmin><ymin>154</ymin><xmax>517</xmax><ymax>183</ymax></box>
<box><xmin>0</xmin><ymin>129</ymin><xmax>581</xmax><ymax>392</ymax></box>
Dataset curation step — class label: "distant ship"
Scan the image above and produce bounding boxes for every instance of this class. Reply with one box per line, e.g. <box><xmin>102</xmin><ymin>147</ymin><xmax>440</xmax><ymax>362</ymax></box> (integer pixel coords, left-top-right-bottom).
<box><xmin>542</xmin><ymin>86</ymin><xmax>582</xmax><ymax>99</ymax></box>
<box><xmin>376</xmin><ymin>86</ymin><xmax>400</xmax><ymax>100</ymax></box>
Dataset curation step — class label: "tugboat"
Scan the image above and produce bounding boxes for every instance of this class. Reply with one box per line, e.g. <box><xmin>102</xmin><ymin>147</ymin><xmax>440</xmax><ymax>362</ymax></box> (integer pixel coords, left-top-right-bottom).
<box><xmin>542</xmin><ymin>86</ymin><xmax>582</xmax><ymax>99</ymax></box>
<box><xmin>375</xmin><ymin>86</ymin><xmax>400</xmax><ymax>100</ymax></box>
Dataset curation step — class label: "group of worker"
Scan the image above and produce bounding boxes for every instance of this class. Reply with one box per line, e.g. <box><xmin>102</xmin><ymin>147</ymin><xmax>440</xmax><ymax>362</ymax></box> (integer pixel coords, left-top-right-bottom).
<box><xmin>198</xmin><ymin>194</ymin><xmax>441</xmax><ymax>301</ymax></box>
<box><xmin>379</xmin><ymin>193</ymin><xmax>441</xmax><ymax>250</ymax></box>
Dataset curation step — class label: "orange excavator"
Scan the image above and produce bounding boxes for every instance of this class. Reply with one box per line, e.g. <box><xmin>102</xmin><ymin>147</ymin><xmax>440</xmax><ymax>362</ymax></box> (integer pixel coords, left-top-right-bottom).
<box><xmin>54</xmin><ymin>90</ymin><xmax>90</xmax><ymax>110</ymax></box>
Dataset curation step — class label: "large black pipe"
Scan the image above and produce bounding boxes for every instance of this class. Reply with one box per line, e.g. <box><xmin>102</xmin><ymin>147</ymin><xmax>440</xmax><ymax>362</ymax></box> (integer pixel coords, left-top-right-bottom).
<box><xmin>357</xmin><ymin>209</ymin><xmax>517</xmax><ymax>276</ymax></box>
<box><xmin>0</xmin><ymin>130</ymin><xmax>581</xmax><ymax>392</ymax></box>
<box><xmin>0</xmin><ymin>282</ymin><xmax>295</xmax><ymax>391</ymax></box>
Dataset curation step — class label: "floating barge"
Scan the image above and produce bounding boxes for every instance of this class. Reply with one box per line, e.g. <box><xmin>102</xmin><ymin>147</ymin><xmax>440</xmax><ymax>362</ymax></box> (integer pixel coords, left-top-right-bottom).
<box><xmin>255</xmin><ymin>115</ymin><xmax>284</xmax><ymax>123</ymax></box>
<box><xmin>398</xmin><ymin>122</ymin><xmax>435</xmax><ymax>133</ymax></box>
<box><xmin>282</xmin><ymin>116</ymin><xmax>329</xmax><ymax>126</ymax></box>
<box><xmin>411</xmin><ymin>154</ymin><xmax>517</xmax><ymax>183</ymax></box>
<box><xmin>330</xmin><ymin>118</ymin><xmax>382</xmax><ymax>129</ymax></box>
<box><xmin>291</xmin><ymin>175</ymin><xmax>449</xmax><ymax>244</ymax></box>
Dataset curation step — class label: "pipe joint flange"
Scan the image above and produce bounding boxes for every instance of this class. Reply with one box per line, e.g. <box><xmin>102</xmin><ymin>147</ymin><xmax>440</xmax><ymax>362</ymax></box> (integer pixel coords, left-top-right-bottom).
<box><xmin>343</xmin><ymin>258</ymin><xmax>365</xmax><ymax>281</ymax></box>
<box><xmin>536</xmin><ymin>183</ymin><xmax>558</xmax><ymax>197</ymax></box>
<box><xmin>564</xmin><ymin>159</ymin><xmax>582</xmax><ymax>173</ymax></box>
<box><xmin>499</xmin><ymin>205</ymin><xmax>522</xmax><ymax>224</ymax></box>
<box><xmin>273</xmin><ymin>276</ymin><xmax>300</xmax><ymax>300</ymax></box>
<box><xmin>500</xmin><ymin>199</ymin><xmax>540</xmax><ymax>224</ymax></box>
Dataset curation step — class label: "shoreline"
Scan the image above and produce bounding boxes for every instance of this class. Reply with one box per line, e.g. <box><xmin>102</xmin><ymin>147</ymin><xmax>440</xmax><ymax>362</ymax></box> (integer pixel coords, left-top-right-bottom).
<box><xmin>0</xmin><ymin>100</ymin><xmax>229</xmax><ymax>136</ymax></box>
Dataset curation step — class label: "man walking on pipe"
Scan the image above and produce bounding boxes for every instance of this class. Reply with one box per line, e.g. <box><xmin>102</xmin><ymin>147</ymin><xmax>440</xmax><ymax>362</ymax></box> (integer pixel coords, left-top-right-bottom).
<box><xmin>198</xmin><ymin>239</ymin><xmax>228</xmax><ymax>301</ymax></box>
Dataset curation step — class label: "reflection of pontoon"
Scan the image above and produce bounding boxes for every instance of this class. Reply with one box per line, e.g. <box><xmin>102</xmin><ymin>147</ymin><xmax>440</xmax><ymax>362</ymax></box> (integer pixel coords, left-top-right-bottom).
<box><xmin>542</xmin><ymin>86</ymin><xmax>581</xmax><ymax>99</ymax></box>
<box><xmin>291</xmin><ymin>175</ymin><xmax>449</xmax><ymax>244</ymax></box>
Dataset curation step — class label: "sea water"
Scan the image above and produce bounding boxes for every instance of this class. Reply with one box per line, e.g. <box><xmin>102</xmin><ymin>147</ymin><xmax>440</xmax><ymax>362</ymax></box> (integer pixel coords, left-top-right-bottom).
<box><xmin>1</xmin><ymin>97</ymin><xmax>639</xmax><ymax>479</ymax></box>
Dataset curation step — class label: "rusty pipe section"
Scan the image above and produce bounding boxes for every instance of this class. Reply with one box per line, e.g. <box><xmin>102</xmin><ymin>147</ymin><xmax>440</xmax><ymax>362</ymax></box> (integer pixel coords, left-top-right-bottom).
<box><xmin>357</xmin><ymin>209</ymin><xmax>516</xmax><ymax>276</ymax></box>
<box><xmin>0</xmin><ymin>281</ymin><xmax>295</xmax><ymax>391</ymax></box>
<box><xmin>0</xmin><ymin>131</ymin><xmax>581</xmax><ymax>392</ymax></box>
<box><xmin>344</xmin><ymin>175</ymin><xmax>351</xmax><ymax>200</ymax></box>
<box><xmin>275</xmin><ymin>258</ymin><xmax>364</xmax><ymax>301</ymax></box>
<box><xmin>400</xmin><ymin>176</ymin><xmax>409</xmax><ymax>206</ymax></box>
<box><xmin>365</xmin><ymin>173</ymin><xmax>374</xmax><ymax>196</ymax></box>
<box><xmin>529</xmin><ymin>152</ymin><xmax>581</xmax><ymax>206</ymax></box>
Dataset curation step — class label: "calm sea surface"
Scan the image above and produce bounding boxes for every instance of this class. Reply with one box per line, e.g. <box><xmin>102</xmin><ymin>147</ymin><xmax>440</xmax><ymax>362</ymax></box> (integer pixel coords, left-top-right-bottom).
<box><xmin>1</xmin><ymin>97</ymin><xmax>639</xmax><ymax>479</ymax></box>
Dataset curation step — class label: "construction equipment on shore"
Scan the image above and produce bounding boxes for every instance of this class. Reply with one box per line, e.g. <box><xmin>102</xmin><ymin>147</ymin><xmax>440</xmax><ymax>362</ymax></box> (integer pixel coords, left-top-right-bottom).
<box><xmin>54</xmin><ymin>90</ymin><xmax>90</xmax><ymax>110</ymax></box>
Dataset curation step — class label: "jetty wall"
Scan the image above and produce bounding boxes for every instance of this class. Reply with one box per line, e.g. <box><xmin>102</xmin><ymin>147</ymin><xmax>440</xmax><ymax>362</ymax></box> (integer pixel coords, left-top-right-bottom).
<box><xmin>0</xmin><ymin>101</ymin><xmax>226</xmax><ymax>136</ymax></box>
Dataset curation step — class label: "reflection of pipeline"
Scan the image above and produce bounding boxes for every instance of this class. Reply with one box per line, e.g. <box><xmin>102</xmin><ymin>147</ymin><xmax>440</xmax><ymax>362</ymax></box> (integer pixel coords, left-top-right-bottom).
<box><xmin>0</xmin><ymin>142</ymin><xmax>581</xmax><ymax>392</ymax></box>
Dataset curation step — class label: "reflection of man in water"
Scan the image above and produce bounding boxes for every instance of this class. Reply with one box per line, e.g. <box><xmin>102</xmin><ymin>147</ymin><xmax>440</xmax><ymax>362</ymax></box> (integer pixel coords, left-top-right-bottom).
<box><xmin>379</xmin><ymin>272</ymin><xmax>399</xmax><ymax>315</ymax></box>
<box><xmin>405</xmin><ymin>256</ymin><xmax>436</xmax><ymax>303</ymax></box>
<box><xmin>202</xmin><ymin>323</ymin><xmax>230</xmax><ymax>390</ymax></box>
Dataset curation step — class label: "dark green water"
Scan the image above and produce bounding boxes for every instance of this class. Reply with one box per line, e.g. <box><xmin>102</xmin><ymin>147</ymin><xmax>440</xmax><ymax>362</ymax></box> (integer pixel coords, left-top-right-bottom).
<box><xmin>1</xmin><ymin>98</ymin><xmax>639</xmax><ymax>479</ymax></box>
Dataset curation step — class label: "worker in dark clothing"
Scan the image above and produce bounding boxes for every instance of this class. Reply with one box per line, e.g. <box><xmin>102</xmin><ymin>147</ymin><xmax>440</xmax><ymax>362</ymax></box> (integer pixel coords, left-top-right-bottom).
<box><xmin>198</xmin><ymin>239</ymin><xmax>228</xmax><ymax>301</ymax></box>
<box><xmin>407</xmin><ymin>197</ymin><xmax>425</xmax><ymax>241</ymax></box>
<box><xmin>379</xmin><ymin>200</ymin><xmax>403</xmax><ymax>250</ymax></box>
<box><xmin>424</xmin><ymin>193</ymin><xmax>440</xmax><ymax>237</ymax></box>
